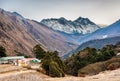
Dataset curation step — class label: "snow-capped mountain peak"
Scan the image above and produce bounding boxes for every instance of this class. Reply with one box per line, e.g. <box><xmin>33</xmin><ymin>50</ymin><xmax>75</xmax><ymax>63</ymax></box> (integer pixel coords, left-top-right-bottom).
<box><xmin>40</xmin><ymin>17</ymin><xmax>100</xmax><ymax>34</ymax></box>
<box><xmin>74</xmin><ymin>17</ymin><xmax>95</xmax><ymax>25</ymax></box>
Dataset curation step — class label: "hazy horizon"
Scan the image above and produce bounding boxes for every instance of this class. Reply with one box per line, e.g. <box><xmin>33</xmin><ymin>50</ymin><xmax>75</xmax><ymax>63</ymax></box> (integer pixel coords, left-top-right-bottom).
<box><xmin>0</xmin><ymin>0</ymin><xmax>120</xmax><ymax>25</ymax></box>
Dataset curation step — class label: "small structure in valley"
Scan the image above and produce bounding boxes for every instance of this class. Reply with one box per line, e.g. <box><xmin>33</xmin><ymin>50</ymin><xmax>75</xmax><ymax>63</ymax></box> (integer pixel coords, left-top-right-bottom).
<box><xmin>0</xmin><ymin>56</ymin><xmax>25</xmax><ymax>64</ymax></box>
<box><xmin>0</xmin><ymin>56</ymin><xmax>41</xmax><ymax>69</ymax></box>
<box><xmin>15</xmin><ymin>58</ymin><xmax>41</xmax><ymax>67</ymax></box>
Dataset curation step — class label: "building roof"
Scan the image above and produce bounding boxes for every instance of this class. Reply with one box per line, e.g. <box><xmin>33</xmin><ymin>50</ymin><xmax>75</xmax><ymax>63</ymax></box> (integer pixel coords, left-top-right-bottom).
<box><xmin>0</xmin><ymin>56</ymin><xmax>25</xmax><ymax>61</ymax></box>
<box><xmin>30</xmin><ymin>59</ymin><xmax>41</xmax><ymax>63</ymax></box>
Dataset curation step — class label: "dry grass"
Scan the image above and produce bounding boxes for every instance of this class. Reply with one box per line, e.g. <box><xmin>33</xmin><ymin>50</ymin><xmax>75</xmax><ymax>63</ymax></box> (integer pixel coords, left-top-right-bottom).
<box><xmin>78</xmin><ymin>62</ymin><xmax>106</xmax><ymax>76</ymax></box>
<box><xmin>0</xmin><ymin>72</ymin><xmax>42</xmax><ymax>81</ymax></box>
<box><xmin>0</xmin><ymin>64</ymin><xmax>48</xmax><ymax>81</ymax></box>
<box><xmin>78</xmin><ymin>56</ymin><xmax>120</xmax><ymax>76</ymax></box>
<box><xmin>0</xmin><ymin>64</ymin><xmax>27</xmax><ymax>73</ymax></box>
<box><xmin>0</xmin><ymin>64</ymin><xmax>120</xmax><ymax>81</ymax></box>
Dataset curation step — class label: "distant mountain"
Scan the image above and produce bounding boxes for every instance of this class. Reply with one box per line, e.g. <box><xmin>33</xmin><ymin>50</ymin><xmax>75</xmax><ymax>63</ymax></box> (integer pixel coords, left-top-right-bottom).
<box><xmin>63</xmin><ymin>36</ymin><xmax>120</xmax><ymax>59</ymax></box>
<box><xmin>0</xmin><ymin>8</ymin><xmax>78</xmax><ymax>57</ymax></box>
<box><xmin>81</xmin><ymin>19</ymin><xmax>120</xmax><ymax>48</ymax></box>
<box><xmin>76</xmin><ymin>36</ymin><xmax>120</xmax><ymax>52</ymax></box>
<box><xmin>63</xmin><ymin>20</ymin><xmax>120</xmax><ymax>58</ymax></box>
<box><xmin>40</xmin><ymin>17</ymin><xmax>100</xmax><ymax>34</ymax></box>
<box><xmin>80</xmin><ymin>19</ymin><xmax>120</xmax><ymax>44</ymax></box>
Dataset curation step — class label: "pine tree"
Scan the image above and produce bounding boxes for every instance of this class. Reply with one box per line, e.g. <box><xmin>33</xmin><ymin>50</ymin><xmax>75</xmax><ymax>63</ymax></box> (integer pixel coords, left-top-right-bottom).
<box><xmin>0</xmin><ymin>46</ymin><xmax>6</xmax><ymax>57</ymax></box>
<box><xmin>33</xmin><ymin>44</ymin><xmax>46</xmax><ymax>59</ymax></box>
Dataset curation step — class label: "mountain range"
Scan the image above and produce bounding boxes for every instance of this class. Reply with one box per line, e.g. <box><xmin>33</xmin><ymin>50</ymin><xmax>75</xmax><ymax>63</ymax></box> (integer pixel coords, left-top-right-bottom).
<box><xmin>1</xmin><ymin>8</ymin><xmax>120</xmax><ymax>58</ymax></box>
<box><xmin>40</xmin><ymin>17</ymin><xmax>100</xmax><ymax>34</ymax></box>
<box><xmin>63</xmin><ymin>19</ymin><xmax>120</xmax><ymax>58</ymax></box>
<box><xmin>0</xmin><ymin>8</ymin><xmax>100</xmax><ymax>57</ymax></box>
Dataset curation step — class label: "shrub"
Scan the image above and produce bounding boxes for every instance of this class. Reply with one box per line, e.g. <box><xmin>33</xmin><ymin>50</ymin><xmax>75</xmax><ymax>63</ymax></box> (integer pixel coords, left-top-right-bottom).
<box><xmin>41</xmin><ymin>51</ymin><xmax>65</xmax><ymax>77</ymax></box>
<box><xmin>49</xmin><ymin>61</ymin><xmax>65</xmax><ymax>77</ymax></box>
<box><xmin>78</xmin><ymin>56</ymin><xmax>120</xmax><ymax>76</ymax></box>
<box><xmin>65</xmin><ymin>45</ymin><xmax>116</xmax><ymax>76</ymax></box>
<box><xmin>107</xmin><ymin>62</ymin><xmax>120</xmax><ymax>70</ymax></box>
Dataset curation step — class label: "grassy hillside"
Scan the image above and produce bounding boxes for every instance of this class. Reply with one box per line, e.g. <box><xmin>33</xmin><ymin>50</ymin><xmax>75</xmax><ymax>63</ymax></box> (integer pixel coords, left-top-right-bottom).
<box><xmin>78</xmin><ymin>55</ymin><xmax>120</xmax><ymax>76</ymax></box>
<box><xmin>65</xmin><ymin>42</ymin><xmax>120</xmax><ymax>76</ymax></box>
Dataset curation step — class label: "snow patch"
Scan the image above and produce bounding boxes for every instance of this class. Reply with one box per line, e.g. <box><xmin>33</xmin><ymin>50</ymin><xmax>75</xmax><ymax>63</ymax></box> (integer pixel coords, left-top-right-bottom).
<box><xmin>103</xmin><ymin>35</ymin><xmax>108</xmax><ymax>38</ymax></box>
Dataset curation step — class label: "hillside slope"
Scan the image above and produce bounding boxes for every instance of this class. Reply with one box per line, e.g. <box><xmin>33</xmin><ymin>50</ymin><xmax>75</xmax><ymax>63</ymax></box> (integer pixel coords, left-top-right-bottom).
<box><xmin>0</xmin><ymin>8</ymin><xmax>38</xmax><ymax>56</ymax></box>
<box><xmin>0</xmin><ymin>8</ymin><xmax>78</xmax><ymax>56</ymax></box>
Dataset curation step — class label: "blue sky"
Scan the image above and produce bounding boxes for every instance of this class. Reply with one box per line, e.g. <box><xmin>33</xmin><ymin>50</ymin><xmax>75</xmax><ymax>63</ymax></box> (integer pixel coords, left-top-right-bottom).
<box><xmin>0</xmin><ymin>0</ymin><xmax>120</xmax><ymax>25</ymax></box>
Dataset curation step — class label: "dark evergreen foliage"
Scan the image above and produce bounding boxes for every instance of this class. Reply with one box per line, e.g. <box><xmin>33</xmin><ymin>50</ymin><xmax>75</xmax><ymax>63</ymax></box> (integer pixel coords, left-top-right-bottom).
<box><xmin>33</xmin><ymin>44</ymin><xmax>46</xmax><ymax>59</ymax></box>
<box><xmin>42</xmin><ymin>51</ymin><xmax>65</xmax><ymax>77</ymax></box>
<box><xmin>65</xmin><ymin>45</ymin><xmax>116</xmax><ymax>76</ymax></box>
<box><xmin>0</xmin><ymin>46</ymin><xmax>6</xmax><ymax>57</ymax></box>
